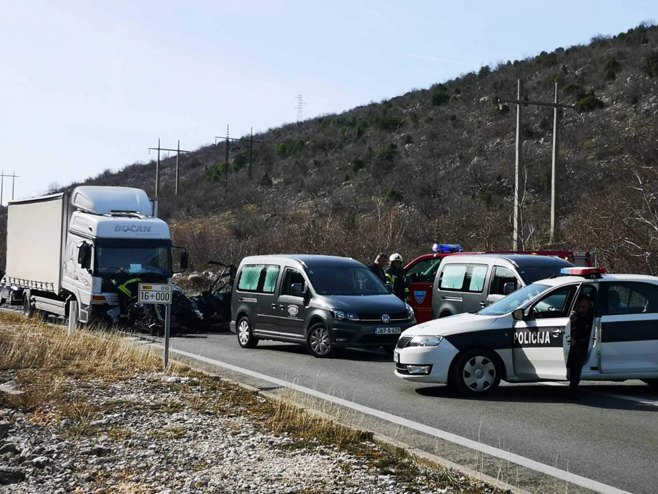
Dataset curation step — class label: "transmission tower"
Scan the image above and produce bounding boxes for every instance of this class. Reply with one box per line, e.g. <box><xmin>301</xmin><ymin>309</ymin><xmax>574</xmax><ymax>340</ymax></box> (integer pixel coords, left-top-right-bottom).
<box><xmin>297</xmin><ymin>92</ymin><xmax>306</xmax><ymax>123</ymax></box>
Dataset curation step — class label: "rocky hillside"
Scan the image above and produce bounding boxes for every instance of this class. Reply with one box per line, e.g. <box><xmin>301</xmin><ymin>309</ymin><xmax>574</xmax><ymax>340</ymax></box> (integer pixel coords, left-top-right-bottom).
<box><xmin>2</xmin><ymin>23</ymin><xmax>658</xmax><ymax>273</ymax></box>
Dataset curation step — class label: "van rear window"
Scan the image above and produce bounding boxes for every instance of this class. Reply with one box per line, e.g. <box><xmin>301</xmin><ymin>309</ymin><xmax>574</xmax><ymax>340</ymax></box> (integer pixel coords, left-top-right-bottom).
<box><xmin>237</xmin><ymin>264</ymin><xmax>281</xmax><ymax>293</ymax></box>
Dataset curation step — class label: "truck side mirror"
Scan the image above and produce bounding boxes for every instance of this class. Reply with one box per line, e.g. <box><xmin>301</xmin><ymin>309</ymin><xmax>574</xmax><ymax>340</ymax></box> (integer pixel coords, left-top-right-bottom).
<box><xmin>180</xmin><ymin>251</ymin><xmax>189</xmax><ymax>271</ymax></box>
<box><xmin>78</xmin><ymin>243</ymin><xmax>92</xmax><ymax>271</ymax></box>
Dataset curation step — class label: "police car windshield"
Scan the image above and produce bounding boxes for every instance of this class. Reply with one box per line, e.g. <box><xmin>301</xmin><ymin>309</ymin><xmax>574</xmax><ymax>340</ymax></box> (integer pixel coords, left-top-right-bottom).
<box><xmin>478</xmin><ymin>283</ymin><xmax>550</xmax><ymax>316</ymax></box>
<box><xmin>306</xmin><ymin>267</ymin><xmax>389</xmax><ymax>296</ymax></box>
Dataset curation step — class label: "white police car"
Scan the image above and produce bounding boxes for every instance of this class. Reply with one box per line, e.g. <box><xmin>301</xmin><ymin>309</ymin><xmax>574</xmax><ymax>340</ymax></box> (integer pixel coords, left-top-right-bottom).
<box><xmin>394</xmin><ymin>267</ymin><xmax>658</xmax><ymax>395</ymax></box>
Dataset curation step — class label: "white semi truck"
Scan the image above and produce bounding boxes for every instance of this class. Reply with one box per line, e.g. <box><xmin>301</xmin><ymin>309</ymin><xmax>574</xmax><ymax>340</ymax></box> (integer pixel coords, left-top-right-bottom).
<box><xmin>0</xmin><ymin>186</ymin><xmax>187</xmax><ymax>324</ymax></box>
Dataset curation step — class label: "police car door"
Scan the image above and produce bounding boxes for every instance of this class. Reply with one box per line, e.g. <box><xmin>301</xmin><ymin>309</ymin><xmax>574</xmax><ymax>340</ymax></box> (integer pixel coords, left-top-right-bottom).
<box><xmin>598</xmin><ymin>281</ymin><xmax>658</xmax><ymax>374</ymax></box>
<box><xmin>513</xmin><ymin>285</ymin><xmax>578</xmax><ymax>380</ymax></box>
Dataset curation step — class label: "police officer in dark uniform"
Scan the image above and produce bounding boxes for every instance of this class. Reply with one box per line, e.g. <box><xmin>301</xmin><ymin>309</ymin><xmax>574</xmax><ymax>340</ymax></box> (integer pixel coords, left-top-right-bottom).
<box><xmin>567</xmin><ymin>295</ymin><xmax>595</xmax><ymax>396</ymax></box>
<box><xmin>368</xmin><ymin>253</ymin><xmax>388</xmax><ymax>284</ymax></box>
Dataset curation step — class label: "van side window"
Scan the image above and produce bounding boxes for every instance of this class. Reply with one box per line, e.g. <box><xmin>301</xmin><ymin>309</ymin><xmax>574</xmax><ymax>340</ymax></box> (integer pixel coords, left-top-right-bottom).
<box><xmin>237</xmin><ymin>264</ymin><xmax>281</xmax><ymax>293</ymax></box>
<box><xmin>490</xmin><ymin>266</ymin><xmax>517</xmax><ymax>296</ymax></box>
<box><xmin>262</xmin><ymin>266</ymin><xmax>281</xmax><ymax>294</ymax></box>
<box><xmin>468</xmin><ymin>265</ymin><xmax>488</xmax><ymax>292</ymax></box>
<box><xmin>440</xmin><ymin>264</ymin><xmax>467</xmax><ymax>290</ymax></box>
<box><xmin>281</xmin><ymin>268</ymin><xmax>305</xmax><ymax>296</ymax></box>
<box><xmin>439</xmin><ymin>264</ymin><xmax>488</xmax><ymax>293</ymax></box>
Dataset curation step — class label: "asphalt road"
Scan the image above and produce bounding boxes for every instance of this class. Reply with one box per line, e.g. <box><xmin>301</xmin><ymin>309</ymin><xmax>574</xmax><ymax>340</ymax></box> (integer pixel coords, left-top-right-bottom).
<box><xmin>159</xmin><ymin>330</ymin><xmax>658</xmax><ymax>494</ymax></box>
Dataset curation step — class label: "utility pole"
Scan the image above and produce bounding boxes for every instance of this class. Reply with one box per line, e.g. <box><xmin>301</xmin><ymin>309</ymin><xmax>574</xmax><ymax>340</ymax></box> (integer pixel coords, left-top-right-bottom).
<box><xmin>0</xmin><ymin>171</ymin><xmax>19</xmax><ymax>206</ymax></box>
<box><xmin>247</xmin><ymin>128</ymin><xmax>263</xmax><ymax>181</ymax></box>
<box><xmin>499</xmin><ymin>80</ymin><xmax>576</xmax><ymax>249</ymax></box>
<box><xmin>214</xmin><ymin>125</ymin><xmax>263</xmax><ymax>188</ymax></box>
<box><xmin>148</xmin><ymin>140</ymin><xmax>190</xmax><ymax>198</ymax></box>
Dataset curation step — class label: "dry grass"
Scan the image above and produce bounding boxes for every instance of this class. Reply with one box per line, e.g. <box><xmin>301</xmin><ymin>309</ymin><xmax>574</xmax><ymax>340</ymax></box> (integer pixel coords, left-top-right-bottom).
<box><xmin>0</xmin><ymin>312</ymin><xmax>504</xmax><ymax>493</ymax></box>
<box><xmin>0</xmin><ymin>312</ymin><xmax>161</xmax><ymax>379</ymax></box>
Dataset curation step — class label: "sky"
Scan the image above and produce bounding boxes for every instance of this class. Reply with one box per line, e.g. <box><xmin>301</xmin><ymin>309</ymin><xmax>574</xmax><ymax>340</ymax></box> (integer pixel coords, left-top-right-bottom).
<box><xmin>0</xmin><ymin>0</ymin><xmax>655</xmax><ymax>203</ymax></box>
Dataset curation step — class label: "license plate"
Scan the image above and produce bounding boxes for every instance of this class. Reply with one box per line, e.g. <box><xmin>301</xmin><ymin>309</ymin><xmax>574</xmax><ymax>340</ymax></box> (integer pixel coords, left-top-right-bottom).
<box><xmin>394</xmin><ymin>350</ymin><xmax>400</xmax><ymax>363</ymax></box>
<box><xmin>374</xmin><ymin>327</ymin><xmax>401</xmax><ymax>335</ymax></box>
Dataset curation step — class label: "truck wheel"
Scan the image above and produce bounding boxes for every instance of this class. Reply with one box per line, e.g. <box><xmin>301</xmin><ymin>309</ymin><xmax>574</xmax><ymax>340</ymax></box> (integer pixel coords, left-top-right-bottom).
<box><xmin>23</xmin><ymin>290</ymin><xmax>34</xmax><ymax>318</ymax></box>
<box><xmin>236</xmin><ymin>316</ymin><xmax>258</xmax><ymax>348</ymax></box>
<box><xmin>307</xmin><ymin>323</ymin><xmax>332</xmax><ymax>358</ymax></box>
<box><xmin>450</xmin><ymin>348</ymin><xmax>501</xmax><ymax>396</ymax></box>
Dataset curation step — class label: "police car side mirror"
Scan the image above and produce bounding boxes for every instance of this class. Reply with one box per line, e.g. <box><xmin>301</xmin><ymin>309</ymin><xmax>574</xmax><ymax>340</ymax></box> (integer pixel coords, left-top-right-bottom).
<box><xmin>512</xmin><ymin>309</ymin><xmax>525</xmax><ymax>321</ymax></box>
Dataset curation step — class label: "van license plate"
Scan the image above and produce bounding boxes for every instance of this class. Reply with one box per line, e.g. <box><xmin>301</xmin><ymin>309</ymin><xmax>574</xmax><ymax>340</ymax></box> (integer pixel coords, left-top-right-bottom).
<box><xmin>375</xmin><ymin>327</ymin><xmax>401</xmax><ymax>335</ymax></box>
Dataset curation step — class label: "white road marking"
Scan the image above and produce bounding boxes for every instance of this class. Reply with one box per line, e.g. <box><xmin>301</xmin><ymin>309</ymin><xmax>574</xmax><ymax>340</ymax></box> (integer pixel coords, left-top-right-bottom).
<box><xmin>544</xmin><ymin>382</ymin><xmax>658</xmax><ymax>407</ymax></box>
<box><xmin>168</xmin><ymin>346</ymin><xmax>630</xmax><ymax>494</ymax></box>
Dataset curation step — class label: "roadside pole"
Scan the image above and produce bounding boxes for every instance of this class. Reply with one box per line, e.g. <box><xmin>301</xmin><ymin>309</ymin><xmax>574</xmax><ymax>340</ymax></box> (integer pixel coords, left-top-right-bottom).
<box><xmin>138</xmin><ymin>283</ymin><xmax>173</xmax><ymax>371</ymax></box>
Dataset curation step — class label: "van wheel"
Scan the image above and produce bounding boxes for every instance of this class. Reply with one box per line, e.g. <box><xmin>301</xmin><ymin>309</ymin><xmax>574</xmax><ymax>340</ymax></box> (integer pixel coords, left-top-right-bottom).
<box><xmin>439</xmin><ymin>311</ymin><xmax>452</xmax><ymax>318</ymax></box>
<box><xmin>450</xmin><ymin>348</ymin><xmax>501</xmax><ymax>396</ymax></box>
<box><xmin>236</xmin><ymin>316</ymin><xmax>258</xmax><ymax>348</ymax></box>
<box><xmin>23</xmin><ymin>290</ymin><xmax>34</xmax><ymax>318</ymax></box>
<box><xmin>307</xmin><ymin>323</ymin><xmax>332</xmax><ymax>358</ymax></box>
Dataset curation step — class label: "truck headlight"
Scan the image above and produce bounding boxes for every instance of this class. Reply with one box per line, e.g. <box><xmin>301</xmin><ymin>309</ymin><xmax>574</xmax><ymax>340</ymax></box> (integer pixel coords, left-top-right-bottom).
<box><xmin>332</xmin><ymin>310</ymin><xmax>359</xmax><ymax>321</ymax></box>
<box><xmin>407</xmin><ymin>335</ymin><xmax>443</xmax><ymax>347</ymax></box>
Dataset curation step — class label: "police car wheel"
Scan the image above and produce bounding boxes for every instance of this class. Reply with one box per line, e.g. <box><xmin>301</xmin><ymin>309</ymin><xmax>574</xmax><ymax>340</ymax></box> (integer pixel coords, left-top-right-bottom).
<box><xmin>642</xmin><ymin>379</ymin><xmax>658</xmax><ymax>388</ymax></box>
<box><xmin>451</xmin><ymin>349</ymin><xmax>501</xmax><ymax>396</ymax></box>
<box><xmin>307</xmin><ymin>323</ymin><xmax>332</xmax><ymax>358</ymax></box>
<box><xmin>237</xmin><ymin>316</ymin><xmax>258</xmax><ymax>348</ymax></box>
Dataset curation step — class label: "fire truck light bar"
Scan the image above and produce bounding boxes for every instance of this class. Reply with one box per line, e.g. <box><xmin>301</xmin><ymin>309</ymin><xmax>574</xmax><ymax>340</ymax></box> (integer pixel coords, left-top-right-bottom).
<box><xmin>432</xmin><ymin>243</ymin><xmax>464</xmax><ymax>253</ymax></box>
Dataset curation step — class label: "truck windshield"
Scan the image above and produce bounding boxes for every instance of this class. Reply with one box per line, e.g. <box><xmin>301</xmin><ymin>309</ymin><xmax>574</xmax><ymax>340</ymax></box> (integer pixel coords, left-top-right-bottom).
<box><xmin>478</xmin><ymin>283</ymin><xmax>550</xmax><ymax>316</ymax></box>
<box><xmin>95</xmin><ymin>239</ymin><xmax>172</xmax><ymax>277</ymax></box>
<box><xmin>306</xmin><ymin>267</ymin><xmax>389</xmax><ymax>296</ymax></box>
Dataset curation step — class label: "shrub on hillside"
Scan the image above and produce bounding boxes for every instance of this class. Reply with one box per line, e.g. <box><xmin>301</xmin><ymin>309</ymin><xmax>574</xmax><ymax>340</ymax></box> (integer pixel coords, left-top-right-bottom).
<box><xmin>642</xmin><ymin>50</ymin><xmax>658</xmax><ymax>78</ymax></box>
<box><xmin>431</xmin><ymin>90</ymin><xmax>450</xmax><ymax>106</ymax></box>
<box><xmin>575</xmin><ymin>89</ymin><xmax>605</xmax><ymax>112</ymax></box>
<box><xmin>604</xmin><ymin>57</ymin><xmax>621</xmax><ymax>81</ymax></box>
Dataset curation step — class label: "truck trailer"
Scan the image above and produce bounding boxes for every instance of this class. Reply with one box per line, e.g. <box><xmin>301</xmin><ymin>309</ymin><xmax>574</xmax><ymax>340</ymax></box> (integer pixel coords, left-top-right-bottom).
<box><xmin>1</xmin><ymin>186</ymin><xmax>186</xmax><ymax>324</ymax></box>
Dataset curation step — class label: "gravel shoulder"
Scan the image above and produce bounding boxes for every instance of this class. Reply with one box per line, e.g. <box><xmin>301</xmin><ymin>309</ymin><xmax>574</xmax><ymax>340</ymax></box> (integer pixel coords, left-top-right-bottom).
<box><xmin>0</xmin><ymin>314</ymin><xmax>507</xmax><ymax>494</ymax></box>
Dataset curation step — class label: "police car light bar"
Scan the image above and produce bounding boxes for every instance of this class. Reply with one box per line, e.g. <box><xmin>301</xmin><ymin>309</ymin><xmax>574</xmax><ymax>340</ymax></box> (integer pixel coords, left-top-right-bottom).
<box><xmin>560</xmin><ymin>267</ymin><xmax>607</xmax><ymax>277</ymax></box>
<box><xmin>432</xmin><ymin>243</ymin><xmax>464</xmax><ymax>253</ymax></box>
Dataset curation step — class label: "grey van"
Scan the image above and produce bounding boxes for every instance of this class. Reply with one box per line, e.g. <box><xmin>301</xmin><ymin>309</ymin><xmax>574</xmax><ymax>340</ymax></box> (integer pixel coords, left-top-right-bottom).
<box><xmin>432</xmin><ymin>254</ymin><xmax>573</xmax><ymax>317</ymax></box>
<box><xmin>230</xmin><ymin>255</ymin><xmax>416</xmax><ymax>357</ymax></box>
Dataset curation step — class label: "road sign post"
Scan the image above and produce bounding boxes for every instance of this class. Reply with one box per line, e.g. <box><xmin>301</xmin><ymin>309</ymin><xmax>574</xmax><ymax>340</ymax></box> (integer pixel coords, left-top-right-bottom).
<box><xmin>138</xmin><ymin>283</ymin><xmax>173</xmax><ymax>371</ymax></box>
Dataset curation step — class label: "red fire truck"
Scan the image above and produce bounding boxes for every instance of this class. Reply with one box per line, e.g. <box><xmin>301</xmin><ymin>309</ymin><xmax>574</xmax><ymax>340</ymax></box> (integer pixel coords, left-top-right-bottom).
<box><xmin>404</xmin><ymin>244</ymin><xmax>594</xmax><ymax>323</ymax></box>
